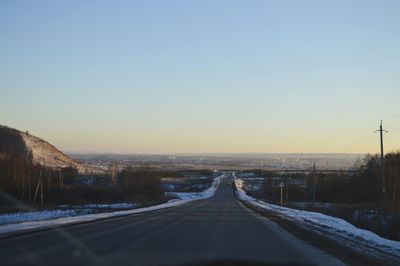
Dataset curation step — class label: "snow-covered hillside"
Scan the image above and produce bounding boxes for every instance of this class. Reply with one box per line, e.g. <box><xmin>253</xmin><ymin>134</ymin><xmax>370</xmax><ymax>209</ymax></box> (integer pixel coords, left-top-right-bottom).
<box><xmin>20</xmin><ymin>131</ymin><xmax>102</xmax><ymax>174</ymax></box>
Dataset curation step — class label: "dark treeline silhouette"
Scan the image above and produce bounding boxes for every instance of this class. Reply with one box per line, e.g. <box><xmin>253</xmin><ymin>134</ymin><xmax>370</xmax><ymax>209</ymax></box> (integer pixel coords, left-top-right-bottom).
<box><xmin>313</xmin><ymin>153</ymin><xmax>400</xmax><ymax>205</ymax></box>
<box><xmin>0</xmin><ymin>148</ymin><xmax>89</xmax><ymax>207</ymax></box>
<box><xmin>0</xmin><ymin>156</ymin><xmax>168</xmax><ymax>208</ymax></box>
<box><xmin>0</xmin><ymin>125</ymin><xmax>27</xmax><ymax>156</ymax></box>
<box><xmin>257</xmin><ymin>152</ymin><xmax>400</xmax><ymax>240</ymax></box>
<box><xmin>259</xmin><ymin>152</ymin><xmax>400</xmax><ymax>205</ymax></box>
<box><xmin>0</xmin><ymin>126</ymin><xmax>168</xmax><ymax>208</ymax></box>
<box><xmin>117</xmin><ymin>167</ymin><xmax>165</xmax><ymax>199</ymax></box>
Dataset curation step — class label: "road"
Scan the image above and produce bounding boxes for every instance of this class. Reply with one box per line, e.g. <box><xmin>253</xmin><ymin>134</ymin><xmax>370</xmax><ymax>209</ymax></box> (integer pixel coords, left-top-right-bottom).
<box><xmin>0</xmin><ymin>177</ymin><xmax>344</xmax><ymax>266</ymax></box>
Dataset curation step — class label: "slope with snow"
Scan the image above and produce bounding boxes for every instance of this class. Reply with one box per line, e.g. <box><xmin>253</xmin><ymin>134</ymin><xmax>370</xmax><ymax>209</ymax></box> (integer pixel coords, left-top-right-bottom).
<box><xmin>20</xmin><ymin>131</ymin><xmax>102</xmax><ymax>174</ymax></box>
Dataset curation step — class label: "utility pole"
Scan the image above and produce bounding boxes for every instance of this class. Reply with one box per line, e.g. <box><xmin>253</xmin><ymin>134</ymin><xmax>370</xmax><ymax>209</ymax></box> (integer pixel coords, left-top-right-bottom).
<box><xmin>111</xmin><ymin>162</ymin><xmax>119</xmax><ymax>186</ymax></box>
<box><xmin>40</xmin><ymin>169</ymin><xmax>43</xmax><ymax>207</ymax></box>
<box><xmin>59</xmin><ymin>169</ymin><xmax>62</xmax><ymax>188</ymax></box>
<box><xmin>312</xmin><ymin>161</ymin><xmax>316</xmax><ymax>202</ymax></box>
<box><xmin>40</xmin><ymin>159</ymin><xmax>45</xmax><ymax>207</ymax></box>
<box><xmin>286</xmin><ymin>181</ymin><xmax>289</xmax><ymax>202</ymax></box>
<box><xmin>279</xmin><ymin>182</ymin><xmax>284</xmax><ymax>205</ymax></box>
<box><xmin>376</xmin><ymin>120</ymin><xmax>387</xmax><ymax>199</ymax></box>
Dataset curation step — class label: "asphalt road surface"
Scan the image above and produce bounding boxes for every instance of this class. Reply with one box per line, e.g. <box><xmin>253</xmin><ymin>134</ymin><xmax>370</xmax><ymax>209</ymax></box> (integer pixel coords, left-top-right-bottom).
<box><xmin>0</xmin><ymin>178</ymin><xmax>344</xmax><ymax>266</ymax></box>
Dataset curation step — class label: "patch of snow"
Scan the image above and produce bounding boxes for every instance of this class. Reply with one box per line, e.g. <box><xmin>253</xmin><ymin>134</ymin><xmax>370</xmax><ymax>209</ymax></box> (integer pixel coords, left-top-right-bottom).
<box><xmin>233</xmin><ymin>175</ymin><xmax>400</xmax><ymax>261</ymax></box>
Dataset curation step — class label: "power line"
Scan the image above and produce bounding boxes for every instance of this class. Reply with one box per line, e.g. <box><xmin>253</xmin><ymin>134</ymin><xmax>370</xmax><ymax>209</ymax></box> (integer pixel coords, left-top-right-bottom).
<box><xmin>337</xmin><ymin>118</ymin><xmax>400</xmax><ymax>154</ymax></box>
<box><xmin>387</xmin><ymin>121</ymin><xmax>400</xmax><ymax>130</ymax></box>
<box><xmin>341</xmin><ymin>134</ymin><xmax>377</xmax><ymax>154</ymax></box>
<box><xmin>382</xmin><ymin>113</ymin><xmax>400</xmax><ymax>120</ymax></box>
<box><xmin>336</xmin><ymin>122</ymin><xmax>377</xmax><ymax>154</ymax></box>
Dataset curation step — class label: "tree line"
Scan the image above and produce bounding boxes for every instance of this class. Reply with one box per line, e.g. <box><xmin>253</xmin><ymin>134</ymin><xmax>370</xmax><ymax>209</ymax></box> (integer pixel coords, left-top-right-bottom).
<box><xmin>0</xmin><ymin>126</ymin><xmax>170</xmax><ymax>208</ymax></box>
<box><xmin>0</xmin><ymin>155</ymin><xmax>168</xmax><ymax>207</ymax></box>
<box><xmin>260</xmin><ymin>152</ymin><xmax>400</xmax><ymax>206</ymax></box>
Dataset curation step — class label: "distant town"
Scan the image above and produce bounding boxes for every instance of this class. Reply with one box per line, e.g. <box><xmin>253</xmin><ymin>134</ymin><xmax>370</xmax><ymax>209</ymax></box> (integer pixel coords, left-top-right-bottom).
<box><xmin>69</xmin><ymin>152</ymin><xmax>362</xmax><ymax>171</ymax></box>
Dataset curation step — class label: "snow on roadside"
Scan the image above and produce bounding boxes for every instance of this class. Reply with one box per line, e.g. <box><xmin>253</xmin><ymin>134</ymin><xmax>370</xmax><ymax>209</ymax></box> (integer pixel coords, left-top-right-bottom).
<box><xmin>0</xmin><ymin>173</ymin><xmax>224</xmax><ymax>235</ymax></box>
<box><xmin>0</xmin><ymin>203</ymin><xmax>138</xmax><ymax>226</ymax></box>
<box><xmin>59</xmin><ymin>203</ymin><xmax>137</xmax><ymax>209</ymax></box>
<box><xmin>0</xmin><ymin>209</ymin><xmax>91</xmax><ymax>226</ymax></box>
<box><xmin>234</xmin><ymin>178</ymin><xmax>256</xmax><ymax>202</ymax></box>
<box><xmin>233</xmin><ymin>176</ymin><xmax>400</xmax><ymax>261</ymax></box>
<box><xmin>166</xmin><ymin>174</ymin><xmax>222</xmax><ymax>200</ymax></box>
<box><xmin>0</xmin><ymin>201</ymin><xmax>188</xmax><ymax>235</ymax></box>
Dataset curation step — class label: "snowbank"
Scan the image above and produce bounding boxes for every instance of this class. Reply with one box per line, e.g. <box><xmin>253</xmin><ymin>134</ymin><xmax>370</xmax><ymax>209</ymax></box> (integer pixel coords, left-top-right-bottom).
<box><xmin>233</xmin><ymin>176</ymin><xmax>400</xmax><ymax>261</ymax></box>
<box><xmin>0</xmin><ymin>174</ymin><xmax>224</xmax><ymax>236</ymax></box>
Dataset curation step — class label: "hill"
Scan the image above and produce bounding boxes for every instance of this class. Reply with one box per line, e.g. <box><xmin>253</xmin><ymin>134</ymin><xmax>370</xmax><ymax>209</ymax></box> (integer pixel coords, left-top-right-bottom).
<box><xmin>0</xmin><ymin>125</ymin><xmax>103</xmax><ymax>174</ymax></box>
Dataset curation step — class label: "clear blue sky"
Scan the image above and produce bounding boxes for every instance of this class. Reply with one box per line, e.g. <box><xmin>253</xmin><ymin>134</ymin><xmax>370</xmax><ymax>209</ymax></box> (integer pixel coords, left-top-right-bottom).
<box><xmin>1</xmin><ymin>0</ymin><xmax>400</xmax><ymax>154</ymax></box>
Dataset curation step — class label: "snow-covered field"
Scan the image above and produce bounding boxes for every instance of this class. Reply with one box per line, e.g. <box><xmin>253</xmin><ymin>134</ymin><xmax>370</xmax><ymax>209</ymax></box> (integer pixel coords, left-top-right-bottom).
<box><xmin>0</xmin><ymin>174</ymin><xmax>224</xmax><ymax>236</ymax></box>
<box><xmin>234</xmin><ymin>176</ymin><xmax>400</xmax><ymax>263</ymax></box>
